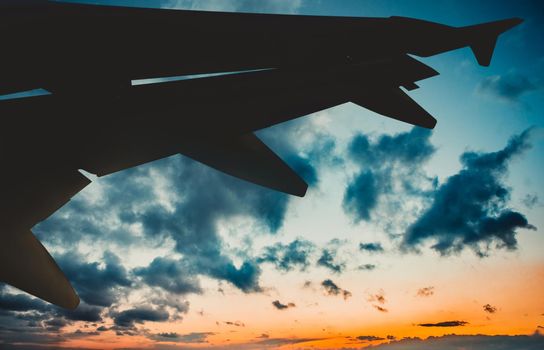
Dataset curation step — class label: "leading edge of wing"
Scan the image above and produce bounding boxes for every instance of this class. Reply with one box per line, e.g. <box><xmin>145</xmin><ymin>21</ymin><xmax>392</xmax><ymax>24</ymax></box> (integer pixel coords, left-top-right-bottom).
<box><xmin>179</xmin><ymin>133</ymin><xmax>308</xmax><ymax>197</ymax></box>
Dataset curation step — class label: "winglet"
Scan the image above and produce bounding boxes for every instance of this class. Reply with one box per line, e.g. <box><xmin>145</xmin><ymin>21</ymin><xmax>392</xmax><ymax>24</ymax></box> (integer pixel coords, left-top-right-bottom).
<box><xmin>464</xmin><ymin>18</ymin><xmax>523</xmax><ymax>66</ymax></box>
<box><xmin>0</xmin><ymin>229</ymin><xmax>79</xmax><ymax>309</ymax></box>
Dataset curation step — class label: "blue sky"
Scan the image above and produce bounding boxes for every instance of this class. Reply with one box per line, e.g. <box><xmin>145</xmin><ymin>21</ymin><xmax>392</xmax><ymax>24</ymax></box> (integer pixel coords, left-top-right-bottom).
<box><xmin>1</xmin><ymin>1</ymin><xmax>543</xmax><ymax>349</ymax></box>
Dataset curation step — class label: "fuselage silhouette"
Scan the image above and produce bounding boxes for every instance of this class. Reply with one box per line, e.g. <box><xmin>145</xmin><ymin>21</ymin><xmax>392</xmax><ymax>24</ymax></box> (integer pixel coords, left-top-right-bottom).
<box><xmin>0</xmin><ymin>0</ymin><xmax>521</xmax><ymax>309</ymax></box>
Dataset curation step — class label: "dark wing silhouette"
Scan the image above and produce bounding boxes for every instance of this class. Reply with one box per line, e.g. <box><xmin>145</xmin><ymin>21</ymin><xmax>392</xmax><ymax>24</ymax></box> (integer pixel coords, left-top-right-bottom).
<box><xmin>180</xmin><ymin>133</ymin><xmax>308</xmax><ymax>196</ymax></box>
<box><xmin>0</xmin><ymin>169</ymin><xmax>89</xmax><ymax>309</ymax></box>
<box><xmin>352</xmin><ymin>87</ymin><xmax>437</xmax><ymax>129</ymax></box>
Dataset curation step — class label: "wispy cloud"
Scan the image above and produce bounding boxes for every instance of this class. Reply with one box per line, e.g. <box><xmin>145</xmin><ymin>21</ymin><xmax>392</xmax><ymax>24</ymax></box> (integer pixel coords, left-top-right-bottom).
<box><xmin>418</xmin><ymin>320</ymin><xmax>468</xmax><ymax>327</ymax></box>
<box><xmin>416</xmin><ymin>287</ymin><xmax>435</xmax><ymax>297</ymax></box>
<box><xmin>477</xmin><ymin>72</ymin><xmax>541</xmax><ymax>104</ymax></box>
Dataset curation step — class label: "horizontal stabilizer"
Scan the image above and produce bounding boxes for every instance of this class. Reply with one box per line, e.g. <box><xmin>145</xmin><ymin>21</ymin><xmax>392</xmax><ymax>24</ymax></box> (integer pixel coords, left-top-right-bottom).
<box><xmin>0</xmin><ymin>229</ymin><xmax>79</xmax><ymax>309</ymax></box>
<box><xmin>463</xmin><ymin>18</ymin><xmax>523</xmax><ymax>66</ymax></box>
<box><xmin>351</xmin><ymin>88</ymin><xmax>437</xmax><ymax>129</ymax></box>
<box><xmin>180</xmin><ymin>133</ymin><xmax>308</xmax><ymax>197</ymax></box>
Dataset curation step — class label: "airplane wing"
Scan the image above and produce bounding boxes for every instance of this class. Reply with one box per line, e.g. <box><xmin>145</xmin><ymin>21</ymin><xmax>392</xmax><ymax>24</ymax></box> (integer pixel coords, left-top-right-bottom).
<box><xmin>351</xmin><ymin>87</ymin><xmax>437</xmax><ymax>129</ymax></box>
<box><xmin>0</xmin><ymin>229</ymin><xmax>80</xmax><ymax>309</ymax></box>
<box><xmin>179</xmin><ymin>133</ymin><xmax>308</xmax><ymax>197</ymax></box>
<box><xmin>0</xmin><ymin>169</ymin><xmax>90</xmax><ymax>309</ymax></box>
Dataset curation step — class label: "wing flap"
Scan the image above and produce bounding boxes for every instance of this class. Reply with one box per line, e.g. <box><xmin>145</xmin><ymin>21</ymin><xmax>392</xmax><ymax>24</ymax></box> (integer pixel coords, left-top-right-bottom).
<box><xmin>180</xmin><ymin>133</ymin><xmax>308</xmax><ymax>197</ymax></box>
<box><xmin>351</xmin><ymin>87</ymin><xmax>437</xmax><ymax>129</ymax></box>
<box><xmin>0</xmin><ymin>229</ymin><xmax>79</xmax><ymax>309</ymax></box>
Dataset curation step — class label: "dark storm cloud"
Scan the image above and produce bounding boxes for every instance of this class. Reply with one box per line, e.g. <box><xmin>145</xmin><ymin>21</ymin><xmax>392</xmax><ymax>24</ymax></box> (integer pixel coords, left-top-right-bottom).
<box><xmin>316</xmin><ymin>248</ymin><xmax>346</xmax><ymax>273</ymax></box>
<box><xmin>483</xmin><ymin>304</ymin><xmax>497</xmax><ymax>314</ymax></box>
<box><xmin>477</xmin><ymin>72</ymin><xmax>541</xmax><ymax>103</ymax></box>
<box><xmin>359</xmin><ymin>242</ymin><xmax>385</xmax><ymax>253</ymax></box>
<box><xmin>134</xmin><ymin>257</ymin><xmax>202</xmax><ymax>295</ymax></box>
<box><xmin>257</xmin><ymin>239</ymin><xmax>315</xmax><ymax>272</ymax></box>
<box><xmin>370</xmin><ymin>334</ymin><xmax>544</xmax><ymax>350</ymax></box>
<box><xmin>0</xmin><ymin>286</ymin><xmax>50</xmax><ymax>312</ymax></box>
<box><xmin>343</xmin><ymin>128</ymin><xmax>435</xmax><ymax>223</ymax></box>
<box><xmin>59</xmin><ymin>303</ymin><xmax>103</xmax><ymax>322</ymax></box>
<box><xmin>416</xmin><ymin>287</ymin><xmax>434</xmax><ymax>297</ymax></box>
<box><xmin>0</xmin><ymin>286</ymin><xmax>106</xmax><ymax>347</ymax></box>
<box><xmin>321</xmin><ymin>279</ymin><xmax>351</xmax><ymax>299</ymax></box>
<box><xmin>55</xmin><ymin>251</ymin><xmax>131</xmax><ymax>307</ymax></box>
<box><xmin>402</xmin><ymin>128</ymin><xmax>536</xmax><ymax>257</ymax></box>
<box><xmin>113</xmin><ymin>307</ymin><xmax>169</xmax><ymax>328</ymax></box>
<box><xmin>271</xmin><ymin>300</ymin><xmax>296</xmax><ymax>310</ymax></box>
<box><xmin>43</xmin><ymin>318</ymin><xmax>68</xmax><ymax>332</ymax></box>
<box><xmin>418</xmin><ymin>320</ymin><xmax>468</xmax><ymax>327</ymax></box>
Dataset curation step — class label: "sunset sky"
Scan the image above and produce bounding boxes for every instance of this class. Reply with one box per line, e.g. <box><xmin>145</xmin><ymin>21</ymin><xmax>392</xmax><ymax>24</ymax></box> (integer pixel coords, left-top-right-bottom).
<box><xmin>1</xmin><ymin>0</ymin><xmax>543</xmax><ymax>349</ymax></box>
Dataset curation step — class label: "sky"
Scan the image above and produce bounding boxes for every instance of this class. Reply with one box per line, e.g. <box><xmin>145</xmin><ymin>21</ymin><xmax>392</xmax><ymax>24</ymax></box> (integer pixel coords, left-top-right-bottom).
<box><xmin>1</xmin><ymin>0</ymin><xmax>544</xmax><ymax>349</ymax></box>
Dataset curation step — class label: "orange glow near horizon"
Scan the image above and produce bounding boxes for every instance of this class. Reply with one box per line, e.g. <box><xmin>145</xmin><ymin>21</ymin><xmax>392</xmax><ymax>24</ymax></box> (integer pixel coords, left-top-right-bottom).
<box><xmin>48</xmin><ymin>260</ymin><xmax>544</xmax><ymax>350</ymax></box>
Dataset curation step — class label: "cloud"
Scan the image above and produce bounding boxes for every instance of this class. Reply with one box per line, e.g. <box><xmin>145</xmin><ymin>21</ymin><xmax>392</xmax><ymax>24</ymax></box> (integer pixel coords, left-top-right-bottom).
<box><xmin>477</xmin><ymin>72</ymin><xmax>541</xmax><ymax>103</ymax></box>
<box><xmin>373</xmin><ymin>305</ymin><xmax>388</xmax><ymax>313</ymax></box>
<box><xmin>522</xmin><ymin>194</ymin><xmax>539</xmax><ymax>209</ymax></box>
<box><xmin>358</xmin><ymin>264</ymin><xmax>377</xmax><ymax>271</ymax></box>
<box><xmin>483</xmin><ymin>304</ymin><xmax>497</xmax><ymax>314</ymax></box>
<box><xmin>369</xmin><ymin>333</ymin><xmax>544</xmax><ymax>350</ymax></box>
<box><xmin>150</xmin><ymin>331</ymin><xmax>214</xmax><ymax>343</ymax></box>
<box><xmin>0</xmin><ymin>287</ymin><xmax>50</xmax><ymax>313</ymax></box>
<box><xmin>359</xmin><ymin>242</ymin><xmax>385</xmax><ymax>253</ymax></box>
<box><xmin>271</xmin><ymin>300</ymin><xmax>296</xmax><ymax>310</ymax></box>
<box><xmin>321</xmin><ymin>279</ymin><xmax>351</xmax><ymax>300</ymax></box>
<box><xmin>368</xmin><ymin>291</ymin><xmax>388</xmax><ymax>312</ymax></box>
<box><xmin>317</xmin><ymin>249</ymin><xmax>346</xmax><ymax>273</ymax></box>
<box><xmin>343</xmin><ymin>128</ymin><xmax>435</xmax><ymax>223</ymax></box>
<box><xmin>418</xmin><ymin>320</ymin><xmax>468</xmax><ymax>327</ymax></box>
<box><xmin>134</xmin><ymin>257</ymin><xmax>202</xmax><ymax>295</ymax></box>
<box><xmin>224</xmin><ymin>321</ymin><xmax>245</xmax><ymax>327</ymax></box>
<box><xmin>416</xmin><ymin>287</ymin><xmax>434</xmax><ymax>297</ymax></box>
<box><xmin>356</xmin><ymin>335</ymin><xmax>385</xmax><ymax>342</ymax></box>
<box><xmin>402</xmin><ymin>128</ymin><xmax>536</xmax><ymax>257</ymax></box>
<box><xmin>113</xmin><ymin>307</ymin><xmax>169</xmax><ymax>328</ymax></box>
<box><xmin>256</xmin><ymin>337</ymin><xmax>322</xmax><ymax>346</ymax></box>
<box><xmin>257</xmin><ymin>239</ymin><xmax>315</xmax><ymax>272</ymax></box>
<box><xmin>369</xmin><ymin>292</ymin><xmax>386</xmax><ymax>304</ymax></box>
<box><xmin>59</xmin><ymin>303</ymin><xmax>103</xmax><ymax>322</ymax></box>
<box><xmin>55</xmin><ymin>251</ymin><xmax>131</xmax><ymax>307</ymax></box>
<box><xmin>35</xmin><ymin>153</ymin><xmax>293</xmax><ymax>296</ymax></box>
<box><xmin>0</xmin><ymin>285</ymin><xmax>106</xmax><ymax>346</ymax></box>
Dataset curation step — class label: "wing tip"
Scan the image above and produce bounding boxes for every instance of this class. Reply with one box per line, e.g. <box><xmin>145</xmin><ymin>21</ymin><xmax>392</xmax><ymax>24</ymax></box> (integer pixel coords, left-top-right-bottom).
<box><xmin>291</xmin><ymin>182</ymin><xmax>308</xmax><ymax>197</ymax></box>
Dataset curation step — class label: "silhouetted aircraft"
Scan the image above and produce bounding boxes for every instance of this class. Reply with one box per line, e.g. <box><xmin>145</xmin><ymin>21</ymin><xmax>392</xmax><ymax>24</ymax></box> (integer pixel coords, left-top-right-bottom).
<box><xmin>0</xmin><ymin>0</ymin><xmax>521</xmax><ymax>309</ymax></box>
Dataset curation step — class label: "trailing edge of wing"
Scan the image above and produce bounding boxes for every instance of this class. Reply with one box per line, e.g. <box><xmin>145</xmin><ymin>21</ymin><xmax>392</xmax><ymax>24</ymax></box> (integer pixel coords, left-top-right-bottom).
<box><xmin>351</xmin><ymin>87</ymin><xmax>437</xmax><ymax>129</ymax></box>
<box><xmin>180</xmin><ymin>133</ymin><xmax>308</xmax><ymax>197</ymax></box>
<box><xmin>0</xmin><ymin>229</ymin><xmax>79</xmax><ymax>309</ymax></box>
